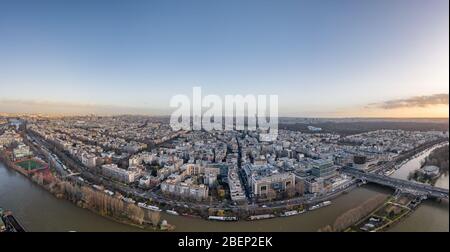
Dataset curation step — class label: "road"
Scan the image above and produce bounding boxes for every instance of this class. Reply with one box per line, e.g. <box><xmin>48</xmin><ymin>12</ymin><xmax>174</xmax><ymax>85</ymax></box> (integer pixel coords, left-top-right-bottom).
<box><xmin>25</xmin><ymin>129</ymin><xmax>449</xmax><ymax>216</ymax></box>
<box><xmin>343</xmin><ymin>167</ymin><xmax>449</xmax><ymax>199</ymax></box>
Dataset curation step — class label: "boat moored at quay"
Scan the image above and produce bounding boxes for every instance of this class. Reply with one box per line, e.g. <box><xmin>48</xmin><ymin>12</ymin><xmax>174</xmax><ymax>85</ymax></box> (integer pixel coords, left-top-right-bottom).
<box><xmin>137</xmin><ymin>202</ymin><xmax>162</xmax><ymax>212</ymax></box>
<box><xmin>208</xmin><ymin>216</ymin><xmax>239</xmax><ymax>221</ymax></box>
<box><xmin>309</xmin><ymin>201</ymin><xmax>332</xmax><ymax>211</ymax></box>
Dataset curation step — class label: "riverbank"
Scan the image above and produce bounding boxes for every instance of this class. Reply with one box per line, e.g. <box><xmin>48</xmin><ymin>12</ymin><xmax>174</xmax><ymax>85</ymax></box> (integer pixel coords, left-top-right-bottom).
<box><xmin>330</xmin><ymin>141</ymin><xmax>450</xmax><ymax>232</ymax></box>
<box><xmin>0</xmin><ymin>162</ymin><xmax>144</xmax><ymax>231</ymax></box>
<box><xmin>388</xmin><ymin>198</ymin><xmax>449</xmax><ymax>232</ymax></box>
<box><xmin>0</xmin><ymin>154</ymin><xmax>172</xmax><ymax>232</ymax></box>
<box><xmin>26</xmin><ymin>128</ymin><xmax>361</xmax><ymax>221</ymax></box>
<box><xmin>1</xmin><ymin>161</ymin><xmax>395</xmax><ymax>231</ymax></box>
<box><xmin>346</xmin><ymin>192</ymin><xmax>427</xmax><ymax>232</ymax></box>
<box><xmin>318</xmin><ymin>194</ymin><xmax>389</xmax><ymax>232</ymax></box>
<box><xmin>390</xmin><ymin>142</ymin><xmax>449</xmax><ymax>180</ymax></box>
<box><xmin>387</xmin><ymin>142</ymin><xmax>449</xmax><ymax>231</ymax></box>
<box><xmin>26</xmin><ymin>130</ymin><xmax>363</xmax><ymax>222</ymax></box>
<box><xmin>1</xmin><ymin>140</ymin><xmax>448</xmax><ymax>231</ymax></box>
<box><xmin>408</xmin><ymin>144</ymin><xmax>449</xmax><ymax>186</ymax></box>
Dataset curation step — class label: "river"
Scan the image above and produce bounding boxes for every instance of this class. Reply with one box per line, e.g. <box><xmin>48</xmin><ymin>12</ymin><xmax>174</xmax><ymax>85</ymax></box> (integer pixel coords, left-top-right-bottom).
<box><xmin>388</xmin><ymin>143</ymin><xmax>449</xmax><ymax>232</ymax></box>
<box><xmin>0</xmin><ymin>163</ymin><xmax>141</xmax><ymax>232</ymax></box>
<box><xmin>0</xmin><ymin>161</ymin><xmax>390</xmax><ymax>232</ymax></box>
<box><xmin>0</xmin><ymin>143</ymin><xmax>448</xmax><ymax>231</ymax></box>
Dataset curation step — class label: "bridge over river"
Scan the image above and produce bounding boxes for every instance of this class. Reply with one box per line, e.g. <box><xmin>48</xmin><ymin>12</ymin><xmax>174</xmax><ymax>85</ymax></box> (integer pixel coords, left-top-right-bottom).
<box><xmin>342</xmin><ymin>167</ymin><xmax>449</xmax><ymax>200</ymax></box>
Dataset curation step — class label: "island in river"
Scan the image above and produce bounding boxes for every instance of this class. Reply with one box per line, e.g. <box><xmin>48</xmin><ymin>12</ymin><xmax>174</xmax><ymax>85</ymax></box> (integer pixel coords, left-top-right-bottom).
<box><xmin>408</xmin><ymin>145</ymin><xmax>449</xmax><ymax>185</ymax></box>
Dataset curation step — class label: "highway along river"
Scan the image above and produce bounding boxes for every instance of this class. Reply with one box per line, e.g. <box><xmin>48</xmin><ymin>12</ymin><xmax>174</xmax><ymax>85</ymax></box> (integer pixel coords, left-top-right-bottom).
<box><xmin>0</xmin><ymin>144</ymin><xmax>447</xmax><ymax>231</ymax></box>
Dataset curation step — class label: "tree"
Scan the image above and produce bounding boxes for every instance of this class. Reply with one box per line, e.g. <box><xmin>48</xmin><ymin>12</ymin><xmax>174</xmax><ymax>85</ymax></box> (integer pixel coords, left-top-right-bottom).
<box><xmin>148</xmin><ymin>211</ymin><xmax>161</xmax><ymax>226</ymax></box>
<box><xmin>128</xmin><ymin>204</ymin><xmax>145</xmax><ymax>225</ymax></box>
<box><xmin>318</xmin><ymin>225</ymin><xmax>334</xmax><ymax>232</ymax></box>
<box><xmin>332</xmin><ymin>194</ymin><xmax>387</xmax><ymax>231</ymax></box>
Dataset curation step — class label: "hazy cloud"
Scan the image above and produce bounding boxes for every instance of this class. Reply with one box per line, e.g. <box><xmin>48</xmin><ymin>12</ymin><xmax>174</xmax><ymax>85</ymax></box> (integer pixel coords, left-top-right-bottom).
<box><xmin>0</xmin><ymin>99</ymin><xmax>168</xmax><ymax>115</ymax></box>
<box><xmin>367</xmin><ymin>94</ymin><xmax>449</xmax><ymax>109</ymax></box>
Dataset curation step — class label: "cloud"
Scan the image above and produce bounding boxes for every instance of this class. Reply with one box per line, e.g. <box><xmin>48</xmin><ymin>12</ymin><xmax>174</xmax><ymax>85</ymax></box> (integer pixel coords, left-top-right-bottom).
<box><xmin>367</xmin><ymin>94</ymin><xmax>449</xmax><ymax>109</ymax></box>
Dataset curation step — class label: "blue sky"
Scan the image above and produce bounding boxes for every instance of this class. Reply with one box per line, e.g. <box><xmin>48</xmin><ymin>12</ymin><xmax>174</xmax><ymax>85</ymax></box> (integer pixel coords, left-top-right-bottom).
<box><xmin>0</xmin><ymin>0</ymin><xmax>448</xmax><ymax>116</ymax></box>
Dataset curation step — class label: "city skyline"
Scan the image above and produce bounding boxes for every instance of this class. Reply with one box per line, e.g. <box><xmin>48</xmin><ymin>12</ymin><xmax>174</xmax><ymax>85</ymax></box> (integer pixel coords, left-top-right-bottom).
<box><xmin>0</xmin><ymin>0</ymin><xmax>449</xmax><ymax>117</ymax></box>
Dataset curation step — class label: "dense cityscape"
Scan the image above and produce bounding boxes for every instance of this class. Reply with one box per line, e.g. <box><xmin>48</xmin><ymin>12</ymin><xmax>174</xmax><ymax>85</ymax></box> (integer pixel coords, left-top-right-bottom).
<box><xmin>1</xmin><ymin>115</ymin><xmax>448</xmax><ymax>232</ymax></box>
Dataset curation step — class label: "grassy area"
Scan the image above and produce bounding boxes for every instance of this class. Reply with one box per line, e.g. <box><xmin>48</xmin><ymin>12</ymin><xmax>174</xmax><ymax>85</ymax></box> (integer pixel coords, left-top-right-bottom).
<box><xmin>348</xmin><ymin>194</ymin><xmax>414</xmax><ymax>232</ymax></box>
<box><xmin>16</xmin><ymin>159</ymin><xmax>44</xmax><ymax>171</ymax></box>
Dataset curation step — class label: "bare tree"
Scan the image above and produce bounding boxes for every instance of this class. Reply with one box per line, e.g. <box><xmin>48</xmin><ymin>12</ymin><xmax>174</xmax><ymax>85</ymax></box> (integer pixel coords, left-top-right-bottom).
<box><xmin>332</xmin><ymin>194</ymin><xmax>387</xmax><ymax>231</ymax></box>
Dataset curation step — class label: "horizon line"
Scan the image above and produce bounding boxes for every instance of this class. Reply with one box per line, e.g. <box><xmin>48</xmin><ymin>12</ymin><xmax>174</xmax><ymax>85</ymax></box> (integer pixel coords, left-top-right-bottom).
<box><xmin>1</xmin><ymin>112</ymin><xmax>449</xmax><ymax>120</ymax></box>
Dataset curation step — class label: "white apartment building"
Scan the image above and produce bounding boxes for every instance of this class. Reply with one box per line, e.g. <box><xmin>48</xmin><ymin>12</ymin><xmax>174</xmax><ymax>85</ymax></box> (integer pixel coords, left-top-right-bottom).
<box><xmin>161</xmin><ymin>180</ymin><xmax>209</xmax><ymax>201</ymax></box>
<box><xmin>13</xmin><ymin>144</ymin><xmax>33</xmax><ymax>160</ymax></box>
<box><xmin>228</xmin><ymin>167</ymin><xmax>247</xmax><ymax>202</ymax></box>
<box><xmin>102</xmin><ymin>164</ymin><xmax>140</xmax><ymax>184</ymax></box>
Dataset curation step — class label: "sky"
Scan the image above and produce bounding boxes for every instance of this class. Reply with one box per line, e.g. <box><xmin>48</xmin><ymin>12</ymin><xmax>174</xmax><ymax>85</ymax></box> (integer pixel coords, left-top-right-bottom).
<box><xmin>0</xmin><ymin>0</ymin><xmax>448</xmax><ymax>117</ymax></box>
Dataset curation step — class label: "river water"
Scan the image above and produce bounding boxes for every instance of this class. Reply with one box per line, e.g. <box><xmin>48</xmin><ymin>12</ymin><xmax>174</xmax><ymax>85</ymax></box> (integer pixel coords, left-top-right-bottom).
<box><xmin>388</xmin><ymin>143</ymin><xmax>449</xmax><ymax>232</ymax></box>
<box><xmin>0</xmin><ymin>164</ymin><xmax>140</xmax><ymax>232</ymax></box>
<box><xmin>0</xmin><ymin>162</ymin><xmax>390</xmax><ymax>231</ymax></box>
<box><xmin>0</xmin><ymin>144</ymin><xmax>448</xmax><ymax>232</ymax></box>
